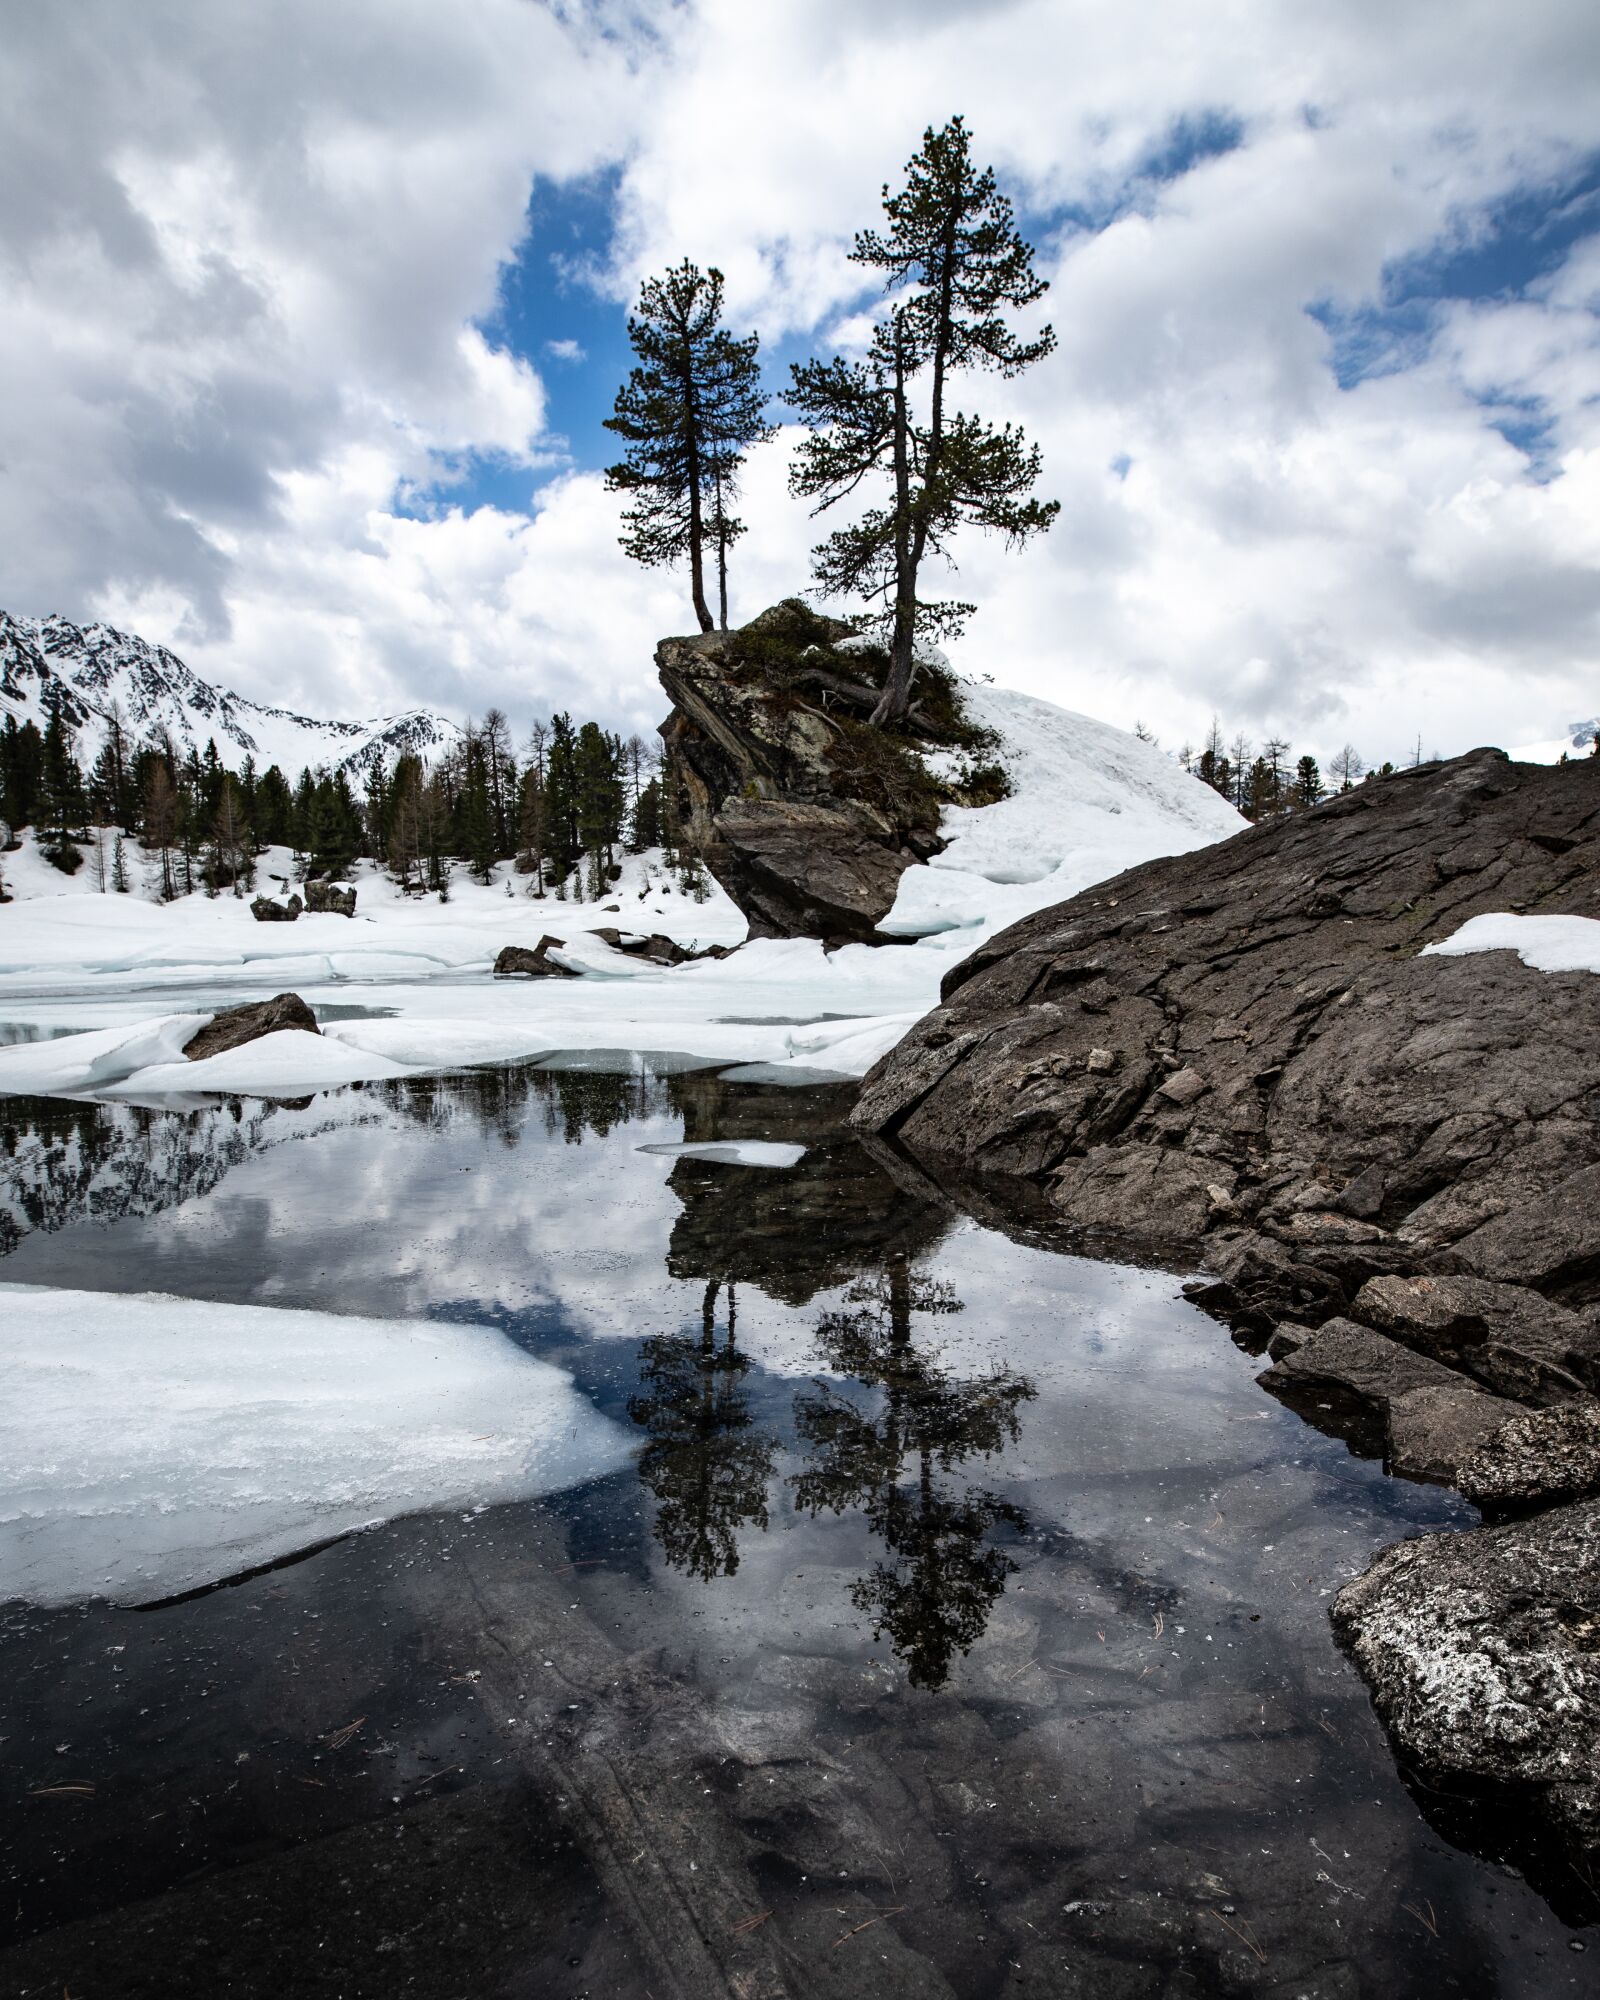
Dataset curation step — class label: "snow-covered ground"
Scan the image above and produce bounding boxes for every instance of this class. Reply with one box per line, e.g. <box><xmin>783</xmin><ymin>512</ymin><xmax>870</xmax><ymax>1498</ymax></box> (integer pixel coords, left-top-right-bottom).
<box><xmin>0</xmin><ymin>686</ymin><xmax>1243</xmax><ymax>1100</ymax></box>
<box><xmin>1423</xmin><ymin>912</ymin><xmax>1600</xmax><ymax>975</ymax></box>
<box><xmin>0</xmin><ymin>1283</ymin><xmax>632</xmax><ymax>1607</ymax></box>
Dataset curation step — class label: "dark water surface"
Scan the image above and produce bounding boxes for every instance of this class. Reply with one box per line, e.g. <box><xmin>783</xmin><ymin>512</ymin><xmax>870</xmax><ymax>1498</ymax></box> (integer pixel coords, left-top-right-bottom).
<box><xmin>0</xmin><ymin>1065</ymin><xmax>1592</xmax><ymax>1998</ymax></box>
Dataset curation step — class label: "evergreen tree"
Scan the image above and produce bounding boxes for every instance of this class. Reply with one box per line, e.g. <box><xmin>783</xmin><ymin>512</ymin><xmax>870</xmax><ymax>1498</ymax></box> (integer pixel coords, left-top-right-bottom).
<box><xmin>0</xmin><ymin>714</ymin><xmax>44</xmax><ymax>827</ymax></box>
<box><xmin>1294</xmin><ymin>754</ymin><xmax>1323</xmax><ymax>808</ymax></box>
<box><xmin>544</xmin><ymin>712</ymin><xmax>581</xmax><ymax>887</ymax></box>
<box><xmin>789</xmin><ymin>117</ymin><xmax>1058</xmax><ymax>726</ymax></box>
<box><xmin>605</xmin><ymin>261</ymin><xmax>772</xmax><ymax>633</ymax></box>
<box><xmin>632</xmin><ymin>774</ymin><xmax>663</xmax><ymax>853</ymax></box>
<box><xmin>459</xmin><ymin>733</ymin><xmax>496</xmax><ymax>885</ymax></box>
<box><xmin>255</xmin><ymin>764</ymin><xmax>295</xmax><ymax>848</ymax></box>
<box><xmin>517</xmin><ymin>721</ymin><xmax>550</xmax><ymax>895</ymax></box>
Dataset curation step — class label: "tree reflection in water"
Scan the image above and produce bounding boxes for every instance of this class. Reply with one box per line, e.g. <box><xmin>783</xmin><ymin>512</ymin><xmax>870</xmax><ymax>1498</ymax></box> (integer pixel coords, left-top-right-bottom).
<box><xmin>793</xmin><ymin>1254</ymin><xmax>1036</xmax><ymax>1690</ymax></box>
<box><xmin>628</xmin><ymin>1278</ymin><xmax>777</xmax><ymax>1581</ymax></box>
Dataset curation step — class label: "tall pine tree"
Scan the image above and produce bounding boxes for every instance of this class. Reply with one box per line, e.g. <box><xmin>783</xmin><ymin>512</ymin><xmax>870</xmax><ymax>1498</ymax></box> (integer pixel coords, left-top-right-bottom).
<box><xmin>789</xmin><ymin>117</ymin><xmax>1058</xmax><ymax>725</ymax></box>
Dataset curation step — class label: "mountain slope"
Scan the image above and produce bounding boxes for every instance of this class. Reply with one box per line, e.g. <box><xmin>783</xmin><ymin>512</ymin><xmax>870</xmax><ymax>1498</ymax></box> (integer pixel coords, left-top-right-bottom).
<box><xmin>0</xmin><ymin>610</ymin><xmax>459</xmax><ymax>777</ymax></box>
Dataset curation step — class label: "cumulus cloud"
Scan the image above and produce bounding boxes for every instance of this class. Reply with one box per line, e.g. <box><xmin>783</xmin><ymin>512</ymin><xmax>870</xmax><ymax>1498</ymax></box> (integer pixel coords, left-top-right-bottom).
<box><xmin>1</xmin><ymin>0</ymin><xmax>1597</xmax><ymax>762</ymax></box>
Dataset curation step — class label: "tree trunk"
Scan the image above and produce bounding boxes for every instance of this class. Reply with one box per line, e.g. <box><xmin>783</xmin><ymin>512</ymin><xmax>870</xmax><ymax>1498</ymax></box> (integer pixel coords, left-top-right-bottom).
<box><xmin>683</xmin><ymin>370</ymin><xmax>714</xmax><ymax>634</ymax></box>
<box><xmin>871</xmin><ymin>321</ymin><xmax>918</xmax><ymax>727</ymax></box>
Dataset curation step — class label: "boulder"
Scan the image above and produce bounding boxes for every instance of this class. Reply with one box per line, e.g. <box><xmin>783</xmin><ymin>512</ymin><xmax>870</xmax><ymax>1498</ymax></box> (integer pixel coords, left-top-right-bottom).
<box><xmin>588</xmin><ymin>928</ymin><xmax>734</xmax><ymax>966</ymax></box>
<box><xmin>1385</xmin><ymin>1382</ymin><xmax>1519</xmax><ymax>1484</ymax></box>
<box><xmin>250</xmin><ymin>894</ymin><xmax>302</xmax><ymax>923</ymax></box>
<box><xmin>183</xmin><ymin>992</ymin><xmax>320</xmax><ymax>1063</ymax></box>
<box><xmin>853</xmin><ymin>747</ymin><xmax>1600</xmax><ymax>1354</ymax></box>
<box><xmin>493</xmin><ymin>937</ymin><xmax>576</xmax><ymax>979</ymax></box>
<box><xmin>304</xmin><ymin>880</ymin><xmax>357</xmax><ymax>917</ymax></box>
<box><xmin>1333</xmin><ymin>1498</ymin><xmax>1600</xmax><ymax>1872</ymax></box>
<box><xmin>1352</xmin><ymin>1273</ymin><xmax>1596</xmax><ymax>1403</ymax></box>
<box><xmin>655</xmin><ymin>601</ymin><xmax>979</xmax><ymax>944</ymax></box>
<box><xmin>1258</xmin><ymin>1317</ymin><xmax>1463</xmax><ymax>1436</ymax></box>
<box><xmin>1459</xmin><ymin>1400</ymin><xmax>1600</xmax><ymax>1510</ymax></box>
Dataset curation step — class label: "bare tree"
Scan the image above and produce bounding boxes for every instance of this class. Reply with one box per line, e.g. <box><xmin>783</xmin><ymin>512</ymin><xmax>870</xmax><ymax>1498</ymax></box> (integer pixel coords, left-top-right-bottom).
<box><xmin>1330</xmin><ymin>744</ymin><xmax>1364</xmax><ymax>792</ymax></box>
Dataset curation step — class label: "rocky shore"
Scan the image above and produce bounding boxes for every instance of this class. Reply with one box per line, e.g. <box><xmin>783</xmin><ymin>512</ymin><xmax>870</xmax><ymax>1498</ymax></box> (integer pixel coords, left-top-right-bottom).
<box><xmin>852</xmin><ymin>744</ymin><xmax>1600</xmax><ymax>1885</ymax></box>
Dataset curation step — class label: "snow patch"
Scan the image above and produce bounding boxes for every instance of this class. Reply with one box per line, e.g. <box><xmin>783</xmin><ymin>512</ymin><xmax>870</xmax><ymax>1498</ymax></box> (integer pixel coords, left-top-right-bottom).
<box><xmin>1422</xmin><ymin>913</ymin><xmax>1600</xmax><ymax>976</ymax></box>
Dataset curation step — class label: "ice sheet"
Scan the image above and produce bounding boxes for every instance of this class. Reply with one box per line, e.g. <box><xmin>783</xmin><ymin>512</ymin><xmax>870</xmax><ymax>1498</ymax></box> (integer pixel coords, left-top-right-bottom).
<box><xmin>0</xmin><ymin>1284</ymin><xmax>632</xmax><ymax>1607</ymax></box>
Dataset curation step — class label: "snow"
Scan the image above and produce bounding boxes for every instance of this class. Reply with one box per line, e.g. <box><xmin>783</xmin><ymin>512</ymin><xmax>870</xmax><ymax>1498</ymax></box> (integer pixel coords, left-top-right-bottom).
<box><xmin>0</xmin><ymin>686</ymin><xmax>1244</xmax><ymax>1101</ymax></box>
<box><xmin>1507</xmin><ymin>720</ymin><xmax>1599</xmax><ymax>765</ymax></box>
<box><xmin>0</xmin><ymin>1284</ymin><xmax>633</xmax><ymax>1608</ymax></box>
<box><xmin>1423</xmin><ymin>913</ymin><xmax>1600</xmax><ymax>976</ymax></box>
<box><xmin>1</xmin><ymin>609</ymin><xmax>458</xmax><ymax>776</ymax></box>
<box><xmin>638</xmin><ymin>1140</ymin><xmax>807</xmax><ymax>1168</ymax></box>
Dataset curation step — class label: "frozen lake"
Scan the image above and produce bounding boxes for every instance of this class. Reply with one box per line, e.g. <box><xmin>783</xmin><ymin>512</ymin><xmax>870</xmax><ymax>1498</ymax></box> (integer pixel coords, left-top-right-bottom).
<box><xmin>0</xmin><ymin>1062</ymin><xmax>1592</xmax><ymax>1996</ymax></box>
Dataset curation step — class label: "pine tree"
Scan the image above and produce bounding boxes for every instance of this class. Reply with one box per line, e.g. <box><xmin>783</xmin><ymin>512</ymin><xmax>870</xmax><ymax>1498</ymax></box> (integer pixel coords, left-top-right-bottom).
<box><xmin>605</xmin><ymin>261</ymin><xmax>772</xmax><ymax>633</ymax></box>
<box><xmin>544</xmin><ymin>712</ymin><xmax>581</xmax><ymax>888</ymax></box>
<box><xmin>789</xmin><ymin>117</ymin><xmax>1058</xmax><ymax>726</ymax></box>
<box><xmin>1294</xmin><ymin>754</ymin><xmax>1323</xmax><ymax>808</ymax></box>
<box><xmin>517</xmin><ymin>721</ymin><xmax>550</xmax><ymax>894</ymax></box>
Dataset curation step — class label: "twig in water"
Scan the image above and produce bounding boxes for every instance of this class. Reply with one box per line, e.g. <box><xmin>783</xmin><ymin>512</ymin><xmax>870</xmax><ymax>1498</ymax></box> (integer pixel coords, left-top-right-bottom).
<box><xmin>324</xmin><ymin>1716</ymin><xmax>367</xmax><ymax>1750</ymax></box>
<box><xmin>831</xmin><ymin>1906</ymin><xmax>907</xmax><ymax>1949</ymax></box>
<box><xmin>728</xmin><ymin>1909</ymin><xmax>773</xmax><ymax>1936</ymax></box>
<box><xmin>30</xmin><ymin>1782</ymin><xmax>95</xmax><ymax>1798</ymax></box>
<box><xmin>1400</xmin><ymin>1898</ymin><xmax>1439</xmax><ymax>1938</ymax></box>
<box><xmin>1208</xmin><ymin>1909</ymin><xmax>1267</xmax><ymax>1963</ymax></box>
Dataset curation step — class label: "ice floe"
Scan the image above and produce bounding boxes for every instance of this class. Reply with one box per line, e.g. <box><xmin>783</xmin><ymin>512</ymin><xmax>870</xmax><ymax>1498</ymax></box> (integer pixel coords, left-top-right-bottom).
<box><xmin>0</xmin><ymin>1284</ymin><xmax>633</xmax><ymax>1607</ymax></box>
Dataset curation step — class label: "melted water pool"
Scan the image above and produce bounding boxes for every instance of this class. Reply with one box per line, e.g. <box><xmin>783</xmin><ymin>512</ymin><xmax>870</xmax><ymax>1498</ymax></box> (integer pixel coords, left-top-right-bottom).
<box><xmin>0</xmin><ymin>1066</ymin><xmax>1591</xmax><ymax>1997</ymax></box>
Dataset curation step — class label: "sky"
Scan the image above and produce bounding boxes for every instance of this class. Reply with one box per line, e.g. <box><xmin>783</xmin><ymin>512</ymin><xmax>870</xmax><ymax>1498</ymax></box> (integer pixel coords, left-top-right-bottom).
<box><xmin>1</xmin><ymin>0</ymin><xmax>1597</xmax><ymax>765</ymax></box>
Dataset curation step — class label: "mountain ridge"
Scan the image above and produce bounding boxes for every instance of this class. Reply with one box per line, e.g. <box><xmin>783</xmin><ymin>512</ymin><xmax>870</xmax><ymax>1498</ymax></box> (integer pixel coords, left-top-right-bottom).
<box><xmin>0</xmin><ymin>609</ymin><xmax>460</xmax><ymax>778</ymax></box>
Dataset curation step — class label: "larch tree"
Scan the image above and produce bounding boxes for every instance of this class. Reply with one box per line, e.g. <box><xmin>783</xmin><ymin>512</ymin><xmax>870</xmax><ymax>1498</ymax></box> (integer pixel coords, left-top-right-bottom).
<box><xmin>789</xmin><ymin>116</ymin><xmax>1059</xmax><ymax>727</ymax></box>
<box><xmin>605</xmin><ymin>261</ymin><xmax>772</xmax><ymax>634</ymax></box>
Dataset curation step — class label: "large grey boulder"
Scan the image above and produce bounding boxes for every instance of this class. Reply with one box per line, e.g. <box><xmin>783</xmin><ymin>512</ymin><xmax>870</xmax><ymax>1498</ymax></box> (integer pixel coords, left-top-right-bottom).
<box><xmin>250</xmin><ymin>893</ymin><xmax>301</xmax><ymax>922</ymax></box>
<box><xmin>854</xmin><ymin>749</ymin><xmax>1600</xmax><ymax>1327</ymax></box>
<box><xmin>1333</xmin><ymin>1499</ymin><xmax>1600</xmax><ymax>1866</ymax></box>
<box><xmin>183</xmin><ymin>992</ymin><xmax>320</xmax><ymax>1062</ymax></box>
<box><xmin>656</xmin><ymin>601</ymin><xmax>964</xmax><ymax>945</ymax></box>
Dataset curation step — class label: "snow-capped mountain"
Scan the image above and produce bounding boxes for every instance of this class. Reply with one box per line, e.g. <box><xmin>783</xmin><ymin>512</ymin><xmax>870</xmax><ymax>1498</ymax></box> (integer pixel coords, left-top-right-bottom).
<box><xmin>0</xmin><ymin>610</ymin><xmax>460</xmax><ymax>777</ymax></box>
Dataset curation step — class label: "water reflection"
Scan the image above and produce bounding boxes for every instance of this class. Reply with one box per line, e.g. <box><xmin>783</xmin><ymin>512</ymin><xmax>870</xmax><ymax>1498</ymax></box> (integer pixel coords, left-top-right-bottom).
<box><xmin>793</xmin><ymin>1255</ymin><xmax>1035</xmax><ymax>1688</ymax></box>
<box><xmin>629</xmin><ymin>1279</ymin><xmax>777</xmax><ymax>1581</ymax></box>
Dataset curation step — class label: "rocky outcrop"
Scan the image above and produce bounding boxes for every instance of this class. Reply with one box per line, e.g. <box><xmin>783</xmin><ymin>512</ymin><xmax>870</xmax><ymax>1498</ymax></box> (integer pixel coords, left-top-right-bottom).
<box><xmin>656</xmin><ymin>601</ymin><xmax>977</xmax><ymax>945</ymax></box>
<box><xmin>182</xmin><ymin>993</ymin><xmax>320</xmax><ymax>1062</ymax></box>
<box><xmin>250</xmin><ymin>894</ymin><xmax>301</xmax><ymax>922</ymax></box>
<box><xmin>853</xmin><ymin>745</ymin><xmax>1600</xmax><ymax>1872</ymax></box>
<box><xmin>304</xmin><ymin>880</ymin><xmax>357</xmax><ymax>917</ymax></box>
<box><xmin>493</xmin><ymin>937</ymin><xmax>577</xmax><ymax>978</ymax></box>
<box><xmin>1333</xmin><ymin>1499</ymin><xmax>1600</xmax><ymax>1885</ymax></box>
<box><xmin>855</xmin><ymin>747</ymin><xmax>1600</xmax><ymax>1316</ymax></box>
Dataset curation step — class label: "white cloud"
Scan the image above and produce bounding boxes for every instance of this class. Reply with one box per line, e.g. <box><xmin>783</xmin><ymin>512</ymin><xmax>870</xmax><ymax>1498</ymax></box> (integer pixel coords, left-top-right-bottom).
<box><xmin>1</xmin><ymin>0</ymin><xmax>1597</xmax><ymax>764</ymax></box>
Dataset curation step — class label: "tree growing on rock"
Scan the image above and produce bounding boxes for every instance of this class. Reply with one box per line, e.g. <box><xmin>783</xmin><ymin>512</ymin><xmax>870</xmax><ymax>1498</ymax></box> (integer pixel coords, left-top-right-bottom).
<box><xmin>789</xmin><ymin>116</ymin><xmax>1059</xmax><ymax>727</ymax></box>
<box><xmin>605</xmin><ymin>261</ymin><xmax>772</xmax><ymax>634</ymax></box>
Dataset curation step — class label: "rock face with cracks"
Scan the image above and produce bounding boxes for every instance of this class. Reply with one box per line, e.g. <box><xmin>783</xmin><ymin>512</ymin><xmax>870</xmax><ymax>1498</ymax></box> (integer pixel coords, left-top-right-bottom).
<box><xmin>655</xmin><ymin>602</ymin><xmax>957</xmax><ymax>946</ymax></box>
<box><xmin>853</xmin><ymin>745</ymin><xmax>1600</xmax><ymax>1885</ymax></box>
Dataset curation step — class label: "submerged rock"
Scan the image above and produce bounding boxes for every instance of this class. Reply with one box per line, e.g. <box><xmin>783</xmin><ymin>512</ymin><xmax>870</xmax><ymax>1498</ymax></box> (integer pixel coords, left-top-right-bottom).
<box><xmin>304</xmin><ymin>879</ymin><xmax>357</xmax><ymax>917</ymax></box>
<box><xmin>1333</xmin><ymin>1499</ymin><xmax>1600</xmax><ymax>1867</ymax></box>
<box><xmin>183</xmin><ymin>992</ymin><xmax>320</xmax><ymax>1062</ymax></box>
<box><xmin>493</xmin><ymin>937</ymin><xmax>577</xmax><ymax>978</ymax></box>
<box><xmin>249</xmin><ymin>894</ymin><xmax>301</xmax><ymax>922</ymax></box>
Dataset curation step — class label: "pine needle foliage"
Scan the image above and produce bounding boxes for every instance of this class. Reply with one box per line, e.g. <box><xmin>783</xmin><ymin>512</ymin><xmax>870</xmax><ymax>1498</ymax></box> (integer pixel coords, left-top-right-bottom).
<box><xmin>788</xmin><ymin>117</ymin><xmax>1059</xmax><ymax>727</ymax></box>
<box><xmin>605</xmin><ymin>261</ymin><xmax>773</xmax><ymax>633</ymax></box>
